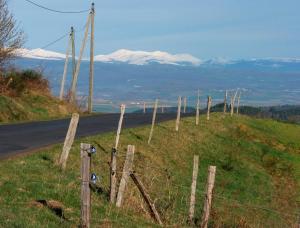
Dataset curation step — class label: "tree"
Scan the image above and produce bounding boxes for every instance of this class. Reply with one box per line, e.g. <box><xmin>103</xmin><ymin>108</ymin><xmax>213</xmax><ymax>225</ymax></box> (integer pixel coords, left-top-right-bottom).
<box><xmin>0</xmin><ymin>0</ymin><xmax>24</xmax><ymax>69</ymax></box>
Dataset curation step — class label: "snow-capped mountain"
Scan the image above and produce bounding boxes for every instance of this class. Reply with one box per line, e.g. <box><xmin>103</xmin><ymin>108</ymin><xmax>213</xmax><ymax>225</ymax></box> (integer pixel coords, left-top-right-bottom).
<box><xmin>15</xmin><ymin>48</ymin><xmax>300</xmax><ymax>69</ymax></box>
<box><xmin>16</xmin><ymin>48</ymin><xmax>202</xmax><ymax>66</ymax></box>
<box><xmin>16</xmin><ymin>48</ymin><xmax>67</xmax><ymax>60</ymax></box>
<box><xmin>94</xmin><ymin>49</ymin><xmax>202</xmax><ymax>66</ymax></box>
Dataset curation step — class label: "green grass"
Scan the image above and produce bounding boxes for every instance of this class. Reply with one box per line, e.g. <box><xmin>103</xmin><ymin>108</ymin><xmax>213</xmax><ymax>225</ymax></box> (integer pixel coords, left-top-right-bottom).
<box><xmin>0</xmin><ymin>113</ymin><xmax>299</xmax><ymax>227</ymax></box>
<box><xmin>0</xmin><ymin>92</ymin><xmax>78</xmax><ymax>123</ymax></box>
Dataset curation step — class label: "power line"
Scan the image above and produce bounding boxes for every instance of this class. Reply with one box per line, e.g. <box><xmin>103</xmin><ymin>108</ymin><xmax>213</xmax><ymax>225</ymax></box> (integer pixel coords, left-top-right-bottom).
<box><xmin>23</xmin><ymin>0</ymin><xmax>90</xmax><ymax>14</ymax></box>
<box><xmin>41</xmin><ymin>25</ymin><xmax>87</xmax><ymax>50</ymax></box>
<box><xmin>41</xmin><ymin>33</ymin><xmax>69</xmax><ymax>49</ymax></box>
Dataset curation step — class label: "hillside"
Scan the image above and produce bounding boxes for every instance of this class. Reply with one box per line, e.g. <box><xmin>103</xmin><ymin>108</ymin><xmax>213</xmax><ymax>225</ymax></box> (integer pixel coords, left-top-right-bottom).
<box><xmin>0</xmin><ymin>113</ymin><xmax>299</xmax><ymax>227</ymax></box>
<box><xmin>0</xmin><ymin>69</ymin><xmax>78</xmax><ymax>123</ymax></box>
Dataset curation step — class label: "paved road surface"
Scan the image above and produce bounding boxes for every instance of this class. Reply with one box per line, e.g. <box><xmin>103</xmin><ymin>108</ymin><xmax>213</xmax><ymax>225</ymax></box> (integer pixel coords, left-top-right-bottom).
<box><xmin>0</xmin><ymin>113</ymin><xmax>192</xmax><ymax>159</ymax></box>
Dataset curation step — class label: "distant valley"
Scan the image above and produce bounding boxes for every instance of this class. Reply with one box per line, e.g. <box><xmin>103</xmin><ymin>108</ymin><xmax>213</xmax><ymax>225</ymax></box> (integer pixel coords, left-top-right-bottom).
<box><xmin>13</xmin><ymin>49</ymin><xmax>300</xmax><ymax>112</ymax></box>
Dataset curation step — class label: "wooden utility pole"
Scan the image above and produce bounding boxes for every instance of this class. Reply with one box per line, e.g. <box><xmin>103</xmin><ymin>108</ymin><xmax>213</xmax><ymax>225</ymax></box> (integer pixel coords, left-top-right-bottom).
<box><xmin>69</xmin><ymin>26</ymin><xmax>76</xmax><ymax>97</ymax></box>
<box><xmin>70</xmin><ymin>14</ymin><xmax>91</xmax><ymax>103</ymax></box>
<box><xmin>236</xmin><ymin>92</ymin><xmax>241</xmax><ymax>115</ymax></box>
<box><xmin>59</xmin><ymin>113</ymin><xmax>79</xmax><ymax>169</ymax></box>
<box><xmin>88</xmin><ymin>3</ymin><xmax>95</xmax><ymax>113</ymax></box>
<box><xmin>175</xmin><ymin>96</ymin><xmax>182</xmax><ymax>131</ymax></box>
<box><xmin>200</xmin><ymin>166</ymin><xmax>216</xmax><ymax>228</ymax></box>
<box><xmin>223</xmin><ymin>90</ymin><xmax>228</xmax><ymax>114</ymax></box>
<box><xmin>230</xmin><ymin>89</ymin><xmax>239</xmax><ymax>117</ymax></box>
<box><xmin>59</xmin><ymin>29</ymin><xmax>72</xmax><ymax>100</ymax></box>
<box><xmin>110</xmin><ymin>104</ymin><xmax>126</xmax><ymax>203</ymax></box>
<box><xmin>116</xmin><ymin>145</ymin><xmax>135</xmax><ymax>207</ymax></box>
<box><xmin>80</xmin><ymin>143</ymin><xmax>91</xmax><ymax>228</ymax></box>
<box><xmin>183</xmin><ymin>97</ymin><xmax>187</xmax><ymax>113</ymax></box>
<box><xmin>130</xmin><ymin>172</ymin><xmax>163</xmax><ymax>225</ymax></box>
<box><xmin>196</xmin><ymin>90</ymin><xmax>200</xmax><ymax>125</ymax></box>
<box><xmin>188</xmin><ymin>155</ymin><xmax>199</xmax><ymax>223</ymax></box>
<box><xmin>148</xmin><ymin>99</ymin><xmax>158</xmax><ymax>144</ymax></box>
<box><xmin>207</xmin><ymin>96</ymin><xmax>212</xmax><ymax>121</ymax></box>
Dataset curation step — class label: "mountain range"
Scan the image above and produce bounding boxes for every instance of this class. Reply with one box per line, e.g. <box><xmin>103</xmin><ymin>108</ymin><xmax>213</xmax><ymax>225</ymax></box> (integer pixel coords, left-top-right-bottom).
<box><xmin>13</xmin><ymin>48</ymin><xmax>300</xmax><ymax>111</ymax></box>
<box><xmin>16</xmin><ymin>48</ymin><xmax>300</xmax><ymax>67</ymax></box>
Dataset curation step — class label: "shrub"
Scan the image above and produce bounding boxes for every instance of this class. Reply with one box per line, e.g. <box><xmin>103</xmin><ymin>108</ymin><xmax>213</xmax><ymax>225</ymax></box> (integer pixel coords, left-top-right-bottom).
<box><xmin>0</xmin><ymin>69</ymin><xmax>49</xmax><ymax>96</ymax></box>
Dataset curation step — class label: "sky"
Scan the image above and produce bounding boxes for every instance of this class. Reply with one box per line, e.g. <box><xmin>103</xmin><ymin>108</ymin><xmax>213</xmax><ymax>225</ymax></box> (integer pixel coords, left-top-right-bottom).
<box><xmin>8</xmin><ymin>0</ymin><xmax>300</xmax><ymax>59</ymax></box>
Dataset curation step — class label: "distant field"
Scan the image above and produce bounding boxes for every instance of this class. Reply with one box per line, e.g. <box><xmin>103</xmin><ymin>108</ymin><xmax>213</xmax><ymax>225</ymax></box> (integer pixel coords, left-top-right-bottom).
<box><xmin>0</xmin><ymin>113</ymin><xmax>299</xmax><ymax>227</ymax></box>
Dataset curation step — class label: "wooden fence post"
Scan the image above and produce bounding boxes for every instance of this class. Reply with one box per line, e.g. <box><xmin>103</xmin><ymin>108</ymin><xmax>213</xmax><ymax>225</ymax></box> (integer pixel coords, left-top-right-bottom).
<box><xmin>148</xmin><ymin>99</ymin><xmax>158</xmax><ymax>144</ymax></box>
<box><xmin>161</xmin><ymin>105</ymin><xmax>164</xmax><ymax>114</ymax></box>
<box><xmin>116</xmin><ymin>145</ymin><xmax>135</xmax><ymax>207</ymax></box>
<box><xmin>206</xmin><ymin>96</ymin><xmax>212</xmax><ymax>121</ymax></box>
<box><xmin>236</xmin><ymin>92</ymin><xmax>241</xmax><ymax>115</ymax></box>
<box><xmin>110</xmin><ymin>104</ymin><xmax>126</xmax><ymax>203</ymax></box>
<box><xmin>188</xmin><ymin>155</ymin><xmax>199</xmax><ymax>223</ymax></box>
<box><xmin>59</xmin><ymin>113</ymin><xmax>79</xmax><ymax>169</ymax></box>
<box><xmin>80</xmin><ymin>143</ymin><xmax>91</xmax><ymax>228</ymax></box>
<box><xmin>196</xmin><ymin>90</ymin><xmax>200</xmax><ymax>126</ymax></box>
<box><xmin>183</xmin><ymin>97</ymin><xmax>187</xmax><ymax>113</ymax></box>
<box><xmin>130</xmin><ymin>172</ymin><xmax>163</xmax><ymax>225</ymax></box>
<box><xmin>200</xmin><ymin>166</ymin><xmax>216</xmax><ymax>228</ymax></box>
<box><xmin>143</xmin><ymin>102</ymin><xmax>146</xmax><ymax>114</ymax></box>
<box><xmin>175</xmin><ymin>96</ymin><xmax>182</xmax><ymax>131</ymax></box>
<box><xmin>223</xmin><ymin>90</ymin><xmax>228</xmax><ymax>114</ymax></box>
<box><xmin>115</xmin><ymin>104</ymin><xmax>126</xmax><ymax>149</ymax></box>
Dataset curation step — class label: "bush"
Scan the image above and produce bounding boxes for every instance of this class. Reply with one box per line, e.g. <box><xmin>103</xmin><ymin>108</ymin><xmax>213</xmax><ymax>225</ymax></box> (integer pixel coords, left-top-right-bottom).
<box><xmin>0</xmin><ymin>69</ymin><xmax>49</xmax><ymax>96</ymax></box>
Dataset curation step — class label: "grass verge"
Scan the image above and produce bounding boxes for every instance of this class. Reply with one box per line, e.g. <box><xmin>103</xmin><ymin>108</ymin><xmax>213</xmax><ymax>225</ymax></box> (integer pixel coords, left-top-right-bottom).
<box><xmin>0</xmin><ymin>113</ymin><xmax>299</xmax><ymax>227</ymax></box>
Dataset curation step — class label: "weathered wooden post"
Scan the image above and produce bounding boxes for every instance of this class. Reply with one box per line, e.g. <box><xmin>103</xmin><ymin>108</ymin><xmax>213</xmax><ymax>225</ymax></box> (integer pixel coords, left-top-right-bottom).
<box><xmin>116</xmin><ymin>145</ymin><xmax>135</xmax><ymax>207</ymax></box>
<box><xmin>206</xmin><ymin>96</ymin><xmax>212</xmax><ymax>121</ymax></box>
<box><xmin>110</xmin><ymin>104</ymin><xmax>126</xmax><ymax>203</ymax></box>
<box><xmin>223</xmin><ymin>90</ymin><xmax>228</xmax><ymax>114</ymax></box>
<box><xmin>80</xmin><ymin>143</ymin><xmax>91</xmax><ymax>228</ymax></box>
<box><xmin>161</xmin><ymin>105</ymin><xmax>164</xmax><ymax>113</ymax></box>
<box><xmin>59</xmin><ymin>113</ymin><xmax>79</xmax><ymax>169</ymax></box>
<box><xmin>143</xmin><ymin>102</ymin><xmax>146</xmax><ymax>114</ymax></box>
<box><xmin>175</xmin><ymin>96</ymin><xmax>182</xmax><ymax>131</ymax></box>
<box><xmin>70</xmin><ymin>13</ymin><xmax>91</xmax><ymax>103</ymax></box>
<box><xmin>188</xmin><ymin>155</ymin><xmax>199</xmax><ymax>223</ymax></box>
<box><xmin>148</xmin><ymin>99</ymin><xmax>158</xmax><ymax>144</ymax></box>
<box><xmin>230</xmin><ymin>89</ymin><xmax>239</xmax><ymax>117</ymax></box>
<box><xmin>59</xmin><ymin>29</ymin><xmax>72</xmax><ymax>101</ymax></box>
<box><xmin>200</xmin><ymin>166</ymin><xmax>216</xmax><ymax>228</ymax></box>
<box><xmin>236</xmin><ymin>92</ymin><xmax>241</xmax><ymax>115</ymax></box>
<box><xmin>114</xmin><ymin>104</ymin><xmax>126</xmax><ymax>149</ymax></box>
<box><xmin>196</xmin><ymin>90</ymin><xmax>200</xmax><ymax>126</ymax></box>
<box><xmin>88</xmin><ymin>3</ymin><xmax>95</xmax><ymax>113</ymax></box>
<box><xmin>130</xmin><ymin>172</ymin><xmax>163</xmax><ymax>225</ymax></box>
<box><xmin>183</xmin><ymin>97</ymin><xmax>187</xmax><ymax>113</ymax></box>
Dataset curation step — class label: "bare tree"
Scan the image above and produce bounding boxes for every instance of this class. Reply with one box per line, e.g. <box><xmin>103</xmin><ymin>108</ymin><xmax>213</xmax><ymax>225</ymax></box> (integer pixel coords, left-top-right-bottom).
<box><xmin>0</xmin><ymin>0</ymin><xmax>24</xmax><ymax>69</ymax></box>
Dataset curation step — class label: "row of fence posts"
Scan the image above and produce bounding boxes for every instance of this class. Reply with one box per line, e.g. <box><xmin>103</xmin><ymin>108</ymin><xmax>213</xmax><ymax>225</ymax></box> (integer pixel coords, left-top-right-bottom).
<box><xmin>79</xmin><ymin>144</ymin><xmax>217</xmax><ymax>227</ymax></box>
<box><xmin>57</xmin><ymin>88</ymin><xmax>242</xmax><ymax>227</ymax></box>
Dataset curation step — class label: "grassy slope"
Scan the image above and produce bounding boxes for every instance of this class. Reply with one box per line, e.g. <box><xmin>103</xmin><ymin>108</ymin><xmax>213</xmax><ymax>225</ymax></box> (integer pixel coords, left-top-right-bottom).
<box><xmin>0</xmin><ymin>91</ymin><xmax>77</xmax><ymax>123</ymax></box>
<box><xmin>0</xmin><ymin>113</ymin><xmax>299</xmax><ymax>227</ymax></box>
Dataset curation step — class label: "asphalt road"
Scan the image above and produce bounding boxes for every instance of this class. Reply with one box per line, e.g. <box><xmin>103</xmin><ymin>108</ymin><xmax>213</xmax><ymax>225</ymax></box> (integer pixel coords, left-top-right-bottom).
<box><xmin>0</xmin><ymin>112</ymin><xmax>192</xmax><ymax>159</ymax></box>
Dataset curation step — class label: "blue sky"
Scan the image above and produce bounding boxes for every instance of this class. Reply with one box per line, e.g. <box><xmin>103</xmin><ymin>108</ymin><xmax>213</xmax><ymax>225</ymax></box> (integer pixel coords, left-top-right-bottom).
<box><xmin>8</xmin><ymin>0</ymin><xmax>300</xmax><ymax>59</ymax></box>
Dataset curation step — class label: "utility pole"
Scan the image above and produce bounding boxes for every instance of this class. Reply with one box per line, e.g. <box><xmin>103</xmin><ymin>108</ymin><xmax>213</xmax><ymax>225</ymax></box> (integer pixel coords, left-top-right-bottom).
<box><xmin>88</xmin><ymin>3</ymin><xmax>95</xmax><ymax>113</ymax></box>
<box><xmin>59</xmin><ymin>28</ymin><xmax>72</xmax><ymax>100</ymax></box>
<box><xmin>70</xmin><ymin>13</ymin><xmax>91</xmax><ymax>104</ymax></box>
<box><xmin>70</xmin><ymin>27</ymin><xmax>76</xmax><ymax>96</ymax></box>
